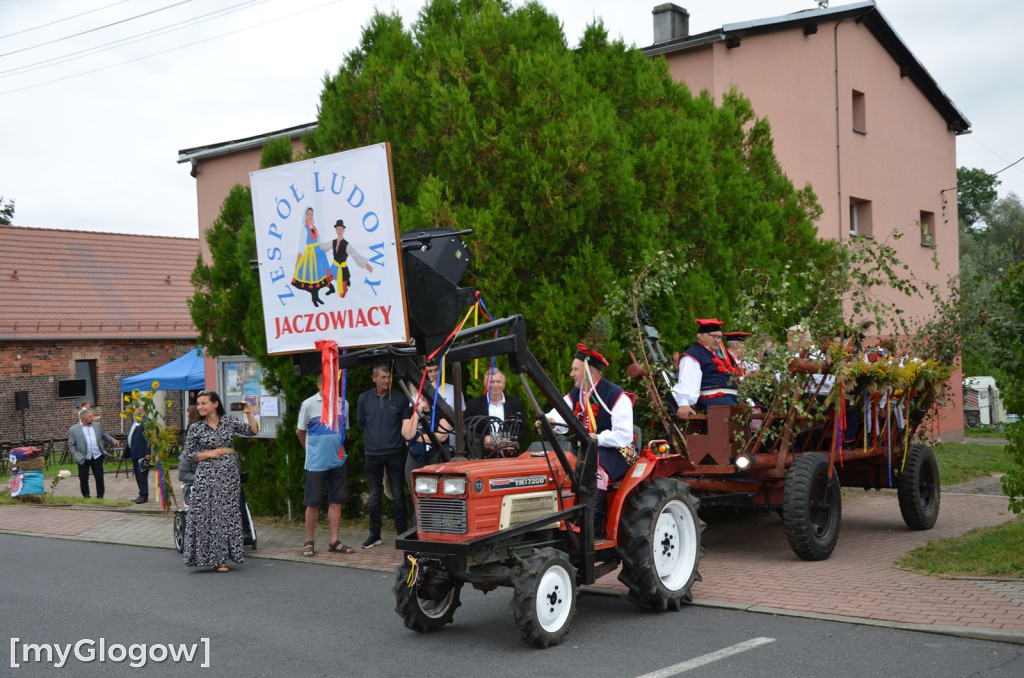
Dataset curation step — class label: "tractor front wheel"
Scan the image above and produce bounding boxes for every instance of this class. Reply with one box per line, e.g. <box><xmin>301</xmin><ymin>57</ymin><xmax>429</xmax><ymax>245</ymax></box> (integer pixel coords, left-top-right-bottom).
<box><xmin>783</xmin><ymin>452</ymin><xmax>841</xmax><ymax>561</ymax></box>
<box><xmin>617</xmin><ymin>477</ymin><xmax>703</xmax><ymax>611</ymax></box>
<box><xmin>510</xmin><ymin>548</ymin><xmax>577</xmax><ymax>648</ymax></box>
<box><xmin>393</xmin><ymin>560</ymin><xmax>463</xmax><ymax>633</ymax></box>
<box><xmin>898</xmin><ymin>443</ymin><xmax>940</xmax><ymax>530</ymax></box>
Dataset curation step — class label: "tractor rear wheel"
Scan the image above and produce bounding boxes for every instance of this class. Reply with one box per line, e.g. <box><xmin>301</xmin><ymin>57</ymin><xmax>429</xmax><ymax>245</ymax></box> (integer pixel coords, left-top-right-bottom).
<box><xmin>393</xmin><ymin>560</ymin><xmax>462</xmax><ymax>633</ymax></box>
<box><xmin>783</xmin><ymin>452</ymin><xmax>841</xmax><ymax>561</ymax></box>
<box><xmin>617</xmin><ymin>477</ymin><xmax>703</xmax><ymax>611</ymax></box>
<box><xmin>510</xmin><ymin>548</ymin><xmax>577</xmax><ymax>648</ymax></box>
<box><xmin>898</xmin><ymin>443</ymin><xmax>940</xmax><ymax>530</ymax></box>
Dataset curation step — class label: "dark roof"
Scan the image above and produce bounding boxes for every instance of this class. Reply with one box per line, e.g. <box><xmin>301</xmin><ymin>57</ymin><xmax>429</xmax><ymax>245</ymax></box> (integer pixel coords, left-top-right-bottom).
<box><xmin>643</xmin><ymin>0</ymin><xmax>970</xmax><ymax>135</ymax></box>
<box><xmin>0</xmin><ymin>225</ymin><xmax>200</xmax><ymax>340</ymax></box>
<box><xmin>177</xmin><ymin>121</ymin><xmax>317</xmax><ymax>166</ymax></box>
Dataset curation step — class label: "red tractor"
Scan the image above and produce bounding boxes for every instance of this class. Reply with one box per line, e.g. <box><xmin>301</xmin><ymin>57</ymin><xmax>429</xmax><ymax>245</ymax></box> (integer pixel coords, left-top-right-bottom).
<box><xmin>338</xmin><ymin>315</ymin><xmax>704</xmax><ymax>647</ymax></box>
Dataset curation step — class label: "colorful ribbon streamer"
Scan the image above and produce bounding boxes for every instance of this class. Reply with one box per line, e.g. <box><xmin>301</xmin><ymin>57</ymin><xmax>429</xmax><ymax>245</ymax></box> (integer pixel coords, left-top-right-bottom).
<box><xmin>316</xmin><ymin>339</ymin><xmax>339</xmax><ymax>429</ymax></box>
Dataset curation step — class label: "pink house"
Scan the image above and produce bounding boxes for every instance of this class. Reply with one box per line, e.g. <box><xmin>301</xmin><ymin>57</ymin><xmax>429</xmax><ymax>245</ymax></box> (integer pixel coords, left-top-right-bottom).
<box><xmin>178</xmin><ymin>123</ymin><xmax>314</xmax><ymax>262</ymax></box>
<box><xmin>646</xmin><ymin>2</ymin><xmax>969</xmax><ymax>439</ymax></box>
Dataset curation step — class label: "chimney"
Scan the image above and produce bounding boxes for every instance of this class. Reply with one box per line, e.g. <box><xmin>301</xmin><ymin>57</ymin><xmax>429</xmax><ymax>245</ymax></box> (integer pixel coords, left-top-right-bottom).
<box><xmin>652</xmin><ymin>4</ymin><xmax>690</xmax><ymax>44</ymax></box>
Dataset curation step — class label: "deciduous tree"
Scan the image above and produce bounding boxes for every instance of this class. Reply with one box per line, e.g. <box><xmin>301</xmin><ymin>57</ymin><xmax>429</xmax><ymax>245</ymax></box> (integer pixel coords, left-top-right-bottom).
<box><xmin>0</xmin><ymin>195</ymin><xmax>14</xmax><ymax>225</ymax></box>
<box><xmin>991</xmin><ymin>261</ymin><xmax>1024</xmax><ymax>513</ymax></box>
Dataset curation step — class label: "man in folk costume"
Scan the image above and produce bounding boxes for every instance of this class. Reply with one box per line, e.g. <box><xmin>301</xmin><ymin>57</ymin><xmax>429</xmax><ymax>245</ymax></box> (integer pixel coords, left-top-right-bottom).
<box><xmin>723</xmin><ymin>331</ymin><xmax>756</xmax><ymax>377</ymax></box>
<box><xmin>323</xmin><ymin>219</ymin><xmax>373</xmax><ymax>298</ymax></box>
<box><xmin>672</xmin><ymin>318</ymin><xmax>742</xmax><ymax>420</ymax></box>
<box><xmin>545</xmin><ymin>344</ymin><xmax>634</xmax><ymax>537</ymax></box>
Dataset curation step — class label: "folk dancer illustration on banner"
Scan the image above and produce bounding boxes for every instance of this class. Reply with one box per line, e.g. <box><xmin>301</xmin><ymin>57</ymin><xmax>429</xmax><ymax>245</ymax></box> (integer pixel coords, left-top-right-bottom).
<box><xmin>320</xmin><ymin>218</ymin><xmax>373</xmax><ymax>299</ymax></box>
<box><xmin>291</xmin><ymin>207</ymin><xmax>336</xmax><ymax>307</ymax></box>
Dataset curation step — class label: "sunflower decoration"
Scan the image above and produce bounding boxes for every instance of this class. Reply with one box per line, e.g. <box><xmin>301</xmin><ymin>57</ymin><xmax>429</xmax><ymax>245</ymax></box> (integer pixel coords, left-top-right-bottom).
<box><xmin>122</xmin><ymin>382</ymin><xmax>178</xmax><ymax>511</ymax></box>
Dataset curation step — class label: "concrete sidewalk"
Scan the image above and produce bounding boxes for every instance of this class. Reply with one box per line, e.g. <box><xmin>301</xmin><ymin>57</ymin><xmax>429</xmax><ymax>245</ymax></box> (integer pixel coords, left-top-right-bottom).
<box><xmin>3</xmin><ymin>472</ymin><xmax>1023</xmax><ymax>645</ymax></box>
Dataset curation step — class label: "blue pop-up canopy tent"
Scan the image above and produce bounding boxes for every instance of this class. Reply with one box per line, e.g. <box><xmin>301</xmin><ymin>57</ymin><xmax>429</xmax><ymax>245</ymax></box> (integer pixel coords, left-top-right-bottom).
<box><xmin>120</xmin><ymin>348</ymin><xmax>206</xmax><ymax>392</ymax></box>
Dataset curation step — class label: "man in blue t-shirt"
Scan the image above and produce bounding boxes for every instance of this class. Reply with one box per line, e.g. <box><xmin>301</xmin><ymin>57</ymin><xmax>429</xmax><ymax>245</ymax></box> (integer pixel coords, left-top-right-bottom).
<box><xmin>296</xmin><ymin>381</ymin><xmax>351</xmax><ymax>556</ymax></box>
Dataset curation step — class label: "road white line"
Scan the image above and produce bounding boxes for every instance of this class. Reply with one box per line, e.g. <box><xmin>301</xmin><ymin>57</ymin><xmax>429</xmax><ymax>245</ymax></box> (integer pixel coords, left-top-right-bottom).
<box><xmin>634</xmin><ymin>637</ymin><xmax>776</xmax><ymax>678</ymax></box>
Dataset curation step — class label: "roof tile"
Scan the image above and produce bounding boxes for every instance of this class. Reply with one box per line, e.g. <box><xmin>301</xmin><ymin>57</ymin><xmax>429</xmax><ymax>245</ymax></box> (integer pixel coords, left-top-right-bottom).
<box><xmin>0</xmin><ymin>225</ymin><xmax>200</xmax><ymax>340</ymax></box>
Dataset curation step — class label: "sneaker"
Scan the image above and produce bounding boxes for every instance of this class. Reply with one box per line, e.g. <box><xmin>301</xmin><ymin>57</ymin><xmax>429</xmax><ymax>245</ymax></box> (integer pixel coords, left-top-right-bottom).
<box><xmin>361</xmin><ymin>536</ymin><xmax>382</xmax><ymax>549</ymax></box>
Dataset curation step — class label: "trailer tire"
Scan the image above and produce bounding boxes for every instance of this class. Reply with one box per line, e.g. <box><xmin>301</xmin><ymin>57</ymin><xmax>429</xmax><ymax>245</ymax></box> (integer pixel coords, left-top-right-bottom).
<box><xmin>898</xmin><ymin>443</ymin><xmax>940</xmax><ymax>530</ymax></box>
<box><xmin>510</xmin><ymin>548</ymin><xmax>577</xmax><ymax>648</ymax></box>
<box><xmin>617</xmin><ymin>477</ymin><xmax>703</xmax><ymax>611</ymax></box>
<box><xmin>783</xmin><ymin>452</ymin><xmax>841</xmax><ymax>561</ymax></box>
<box><xmin>393</xmin><ymin>560</ymin><xmax>462</xmax><ymax>633</ymax></box>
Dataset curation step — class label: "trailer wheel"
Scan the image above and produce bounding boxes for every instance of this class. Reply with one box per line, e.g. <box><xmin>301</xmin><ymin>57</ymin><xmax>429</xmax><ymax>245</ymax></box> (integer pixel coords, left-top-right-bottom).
<box><xmin>510</xmin><ymin>548</ymin><xmax>577</xmax><ymax>648</ymax></box>
<box><xmin>783</xmin><ymin>452</ymin><xmax>841</xmax><ymax>561</ymax></box>
<box><xmin>393</xmin><ymin>560</ymin><xmax>462</xmax><ymax>633</ymax></box>
<box><xmin>172</xmin><ymin>511</ymin><xmax>185</xmax><ymax>553</ymax></box>
<box><xmin>617</xmin><ymin>477</ymin><xmax>703</xmax><ymax>611</ymax></box>
<box><xmin>898</xmin><ymin>443</ymin><xmax>940</xmax><ymax>530</ymax></box>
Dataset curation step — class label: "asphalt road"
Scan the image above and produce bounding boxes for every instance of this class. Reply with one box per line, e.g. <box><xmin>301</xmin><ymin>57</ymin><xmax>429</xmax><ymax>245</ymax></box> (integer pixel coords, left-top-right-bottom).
<box><xmin>2</xmin><ymin>534</ymin><xmax>1022</xmax><ymax>677</ymax></box>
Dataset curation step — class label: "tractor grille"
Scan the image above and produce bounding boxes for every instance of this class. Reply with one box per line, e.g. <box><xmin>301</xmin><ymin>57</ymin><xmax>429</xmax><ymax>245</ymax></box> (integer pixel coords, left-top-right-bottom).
<box><xmin>417</xmin><ymin>498</ymin><xmax>468</xmax><ymax>534</ymax></box>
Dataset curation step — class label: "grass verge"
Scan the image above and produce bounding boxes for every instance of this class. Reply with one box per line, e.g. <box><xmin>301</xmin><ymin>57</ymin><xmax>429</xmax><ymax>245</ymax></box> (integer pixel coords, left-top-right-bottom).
<box><xmin>0</xmin><ymin>491</ymin><xmax>132</xmax><ymax>507</ymax></box>
<box><xmin>900</xmin><ymin>439</ymin><xmax>1021</xmax><ymax>578</ymax></box>
<box><xmin>895</xmin><ymin>517</ymin><xmax>1024</xmax><ymax>578</ymax></box>
<box><xmin>933</xmin><ymin>441</ymin><xmax>1014</xmax><ymax>486</ymax></box>
<box><xmin>963</xmin><ymin>425</ymin><xmax>1009</xmax><ymax>439</ymax></box>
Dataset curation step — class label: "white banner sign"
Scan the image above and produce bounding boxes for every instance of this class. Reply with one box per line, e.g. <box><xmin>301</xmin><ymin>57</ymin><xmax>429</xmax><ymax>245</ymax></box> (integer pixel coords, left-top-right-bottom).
<box><xmin>251</xmin><ymin>143</ymin><xmax>408</xmax><ymax>354</ymax></box>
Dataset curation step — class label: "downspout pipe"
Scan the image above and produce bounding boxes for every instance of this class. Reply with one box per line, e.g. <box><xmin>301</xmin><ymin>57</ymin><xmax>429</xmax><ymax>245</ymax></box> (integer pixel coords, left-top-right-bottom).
<box><xmin>834</xmin><ymin>17</ymin><xmax>845</xmax><ymax>241</ymax></box>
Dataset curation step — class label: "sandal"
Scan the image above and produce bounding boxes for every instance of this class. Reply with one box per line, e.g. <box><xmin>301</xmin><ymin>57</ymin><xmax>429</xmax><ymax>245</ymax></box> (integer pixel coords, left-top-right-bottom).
<box><xmin>216</xmin><ymin>564</ymin><xmax>229</xmax><ymax>573</ymax></box>
<box><xmin>328</xmin><ymin>541</ymin><xmax>354</xmax><ymax>554</ymax></box>
<box><xmin>301</xmin><ymin>540</ymin><xmax>315</xmax><ymax>557</ymax></box>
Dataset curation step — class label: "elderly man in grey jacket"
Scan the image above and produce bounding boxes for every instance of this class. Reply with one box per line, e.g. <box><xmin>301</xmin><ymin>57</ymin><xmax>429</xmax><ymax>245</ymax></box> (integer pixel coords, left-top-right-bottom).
<box><xmin>68</xmin><ymin>408</ymin><xmax>119</xmax><ymax>498</ymax></box>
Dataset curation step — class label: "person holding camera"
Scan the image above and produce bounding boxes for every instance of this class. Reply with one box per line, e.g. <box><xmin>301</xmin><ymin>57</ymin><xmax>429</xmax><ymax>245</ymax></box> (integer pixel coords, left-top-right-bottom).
<box><xmin>181</xmin><ymin>390</ymin><xmax>258</xmax><ymax>573</ymax></box>
<box><xmin>126</xmin><ymin>415</ymin><xmax>152</xmax><ymax>504</ymax></box>
<box><xmin>403</xmin><ymin>390</ymin><xmax>453</xmax><ymax>488</ymax></box>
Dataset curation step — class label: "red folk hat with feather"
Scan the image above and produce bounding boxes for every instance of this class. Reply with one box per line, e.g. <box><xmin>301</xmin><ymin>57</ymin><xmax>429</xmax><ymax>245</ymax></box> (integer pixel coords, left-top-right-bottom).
<box><xmin>573</xmin><ymin>343</ymin><xmax>608</xmax><ymax>370</ymax></box>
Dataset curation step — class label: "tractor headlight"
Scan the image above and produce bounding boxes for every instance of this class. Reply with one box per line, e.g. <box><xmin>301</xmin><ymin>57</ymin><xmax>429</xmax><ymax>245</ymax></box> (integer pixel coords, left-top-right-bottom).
<box><xmin>442</xmin><ymin>477</ymin><xmax>466</xmax><ymax>495</ymax></box>
<box><xmin>414</xmin><ymin>477</ymin><xmax>438</xmax><ymax>495</ymax></box>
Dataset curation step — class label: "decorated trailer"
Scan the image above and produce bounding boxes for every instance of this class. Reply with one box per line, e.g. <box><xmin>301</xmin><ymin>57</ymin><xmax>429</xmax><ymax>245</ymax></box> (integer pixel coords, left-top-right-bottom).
<box><xmin>626</xmin><ymin>322</ymin><xmax>949</xmax><ymax>561</ymax></box>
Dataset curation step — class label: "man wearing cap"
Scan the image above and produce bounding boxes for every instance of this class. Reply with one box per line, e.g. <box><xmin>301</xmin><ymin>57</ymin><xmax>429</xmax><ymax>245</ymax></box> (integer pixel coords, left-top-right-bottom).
<box><xmin>724</xmin><ymin>331</ymin><xmax>753</xmax><ymax>376</ymax></box>
<box><xmin>544</xmin><ymin>344</ymin><xmax>634</xmax><ymax>536</ymax></box>
<box><xmin>672</xmin><ymin>319</ymin><xmax>742</xmax><ymax>420</ymax></box>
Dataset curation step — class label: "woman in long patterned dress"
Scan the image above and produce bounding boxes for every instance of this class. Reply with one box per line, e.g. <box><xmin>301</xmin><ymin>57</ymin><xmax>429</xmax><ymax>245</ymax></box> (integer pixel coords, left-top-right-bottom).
<box><xmin>291</xmin><ymin>207</ymin><xmax>335</xmax><ymax>307</ymax></box>
<box><xmin>182</xmin><ymin>390</ymin><xmax>258</xmax><ymax>572</ymax></box>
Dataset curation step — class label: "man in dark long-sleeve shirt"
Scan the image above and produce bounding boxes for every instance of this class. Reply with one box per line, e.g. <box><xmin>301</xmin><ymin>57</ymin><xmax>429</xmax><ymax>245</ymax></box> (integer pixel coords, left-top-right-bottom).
<box><xmin>356</xmin><ymin>363</ymin><xmax>408</xmax><ymax>548</ymax></box>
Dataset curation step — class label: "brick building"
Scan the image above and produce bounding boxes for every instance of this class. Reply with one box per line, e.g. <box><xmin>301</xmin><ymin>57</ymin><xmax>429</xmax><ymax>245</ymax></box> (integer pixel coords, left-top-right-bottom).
<box><xmin>0</xmin><ymin>225</ymin><xmax>200</xmax><ymax>446</ymax></box>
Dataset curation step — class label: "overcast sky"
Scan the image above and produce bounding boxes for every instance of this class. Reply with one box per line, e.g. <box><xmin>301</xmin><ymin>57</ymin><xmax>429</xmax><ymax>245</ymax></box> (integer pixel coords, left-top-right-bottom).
<box><xmin>2</xmin><ymin>0</ymin><xmax>1022</xmax><ymax>238</ymax></box>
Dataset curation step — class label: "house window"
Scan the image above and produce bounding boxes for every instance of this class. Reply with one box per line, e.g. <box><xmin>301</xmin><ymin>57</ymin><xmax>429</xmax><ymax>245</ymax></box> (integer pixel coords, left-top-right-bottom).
<box><xmin>849</xmin><ymin>197</ymin><xmax>873</xmax><ymax>238</ymax></box>
<box><xmin>75</xmin><ymin>359</ymin><xmax>97</xmax><ymax>408</ymax></box>
<box><xmin>920</xmin><ymin>210</ymin><xmax>936</xmax><ymax>247</ymax></box>
<box><xmin>852</xmin><ymin>89</ymin><xmax>866</xmax><ymax>134</ymax></box>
